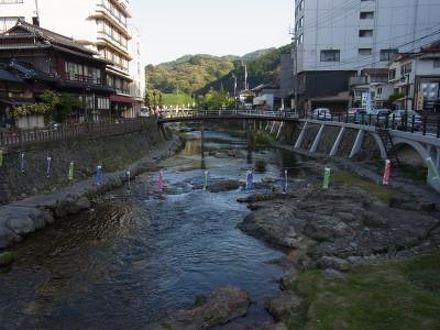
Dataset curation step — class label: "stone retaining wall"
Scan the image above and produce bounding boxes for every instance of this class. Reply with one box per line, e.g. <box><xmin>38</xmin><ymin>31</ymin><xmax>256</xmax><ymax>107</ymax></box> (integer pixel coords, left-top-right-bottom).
<box><xmin>0</xmin><ymin>119</ymin><xmax>167</xmax><ymax>204</ymax></box>
<box><xmin>0</xmin><ymin>136</ymin><xmax>179</xmax><ymax>249</ymax></box>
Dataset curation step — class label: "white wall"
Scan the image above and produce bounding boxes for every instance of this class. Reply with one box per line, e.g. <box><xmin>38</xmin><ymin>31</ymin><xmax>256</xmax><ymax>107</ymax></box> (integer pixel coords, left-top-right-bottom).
<box><xmin>128</xmin><ymin>25</ymin><xmax>145</xmax><ymax>105</ymax></box>
<box><xmin>294</xmin><ymin>0</ymin><xmax>440</xmax><ymax>73</ymax></box>
<box><xmin>38</xmin><ymin>0</ymin><xmax>98</xmax><ymax>44</ymax></box>
<box><xmin>0</xmin><ymin>0</ymin><xmax>36</xmax><ymax>32</ymax></box>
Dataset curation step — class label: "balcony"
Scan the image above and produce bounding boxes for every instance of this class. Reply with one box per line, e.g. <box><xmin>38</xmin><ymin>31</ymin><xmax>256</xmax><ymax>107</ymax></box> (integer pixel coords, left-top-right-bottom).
<box><xmin>349</xmin><ymin>76</ymin><xmax>368</xmax><ymax>87</ymax></box>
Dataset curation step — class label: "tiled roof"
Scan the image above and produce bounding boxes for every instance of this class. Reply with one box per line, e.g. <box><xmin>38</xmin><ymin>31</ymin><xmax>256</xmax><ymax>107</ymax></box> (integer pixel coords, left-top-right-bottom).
<box><xmin>2</xmin><ymin>19</ymin><xmax>97</xmax><ymax>56</ymax></box>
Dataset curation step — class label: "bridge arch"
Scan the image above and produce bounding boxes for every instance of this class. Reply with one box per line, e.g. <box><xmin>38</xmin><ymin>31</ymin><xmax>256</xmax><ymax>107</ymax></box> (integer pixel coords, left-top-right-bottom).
<box><xmin>392</xmin><ymin>138</ymin><xmax>429</xmax><ymax>166</ymax></box>
<box><xmin>368</xmin><ymin>132</ymin><xmax>387</xmax><ymax>160</ymax></box>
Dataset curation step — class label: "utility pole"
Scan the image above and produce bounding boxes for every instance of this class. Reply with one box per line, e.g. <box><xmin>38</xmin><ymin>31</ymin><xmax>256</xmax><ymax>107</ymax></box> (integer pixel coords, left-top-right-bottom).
<box><xmin>232</xmin><ymin>73</ymin><xmax>238</xmax><ymax>109</ymax></box>
<box><xmin>289</xmin><ymin>27</ymin><xmax>299</xmax><ymax>115</ymax></box>
<box><xmin>33</xmin><ymin>0</ymin><xmax>40</xmax><ymax>26</ymax></box>
<box><xmin>242</xmin><ymin>62</ymin><xmax>249</xmax><ymax>90</ymax></box>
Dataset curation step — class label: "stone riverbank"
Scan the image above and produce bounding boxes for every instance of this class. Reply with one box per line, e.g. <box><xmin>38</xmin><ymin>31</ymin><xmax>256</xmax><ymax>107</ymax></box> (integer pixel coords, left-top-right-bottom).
<box><xmin>0</xmin><ymin>137</ymin><xmax>180</xmax><ymax>249</ymax></box>
<box><xmin>237</xmin><ymin>163</ymin><xmax>440</xmax><ymax>328</ymax></box>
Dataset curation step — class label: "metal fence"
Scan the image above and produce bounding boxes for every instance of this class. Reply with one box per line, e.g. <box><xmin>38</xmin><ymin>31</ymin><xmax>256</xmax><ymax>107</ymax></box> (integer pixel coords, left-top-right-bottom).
<box><xmin>0</xmin><ymin>118</ymin><xmax>151</xmax><ymax>148</ymax></box>
<box><xmin>308</xmin><ymin>111</ymin><xmax>440</xmax><ymax>138</ymax></box>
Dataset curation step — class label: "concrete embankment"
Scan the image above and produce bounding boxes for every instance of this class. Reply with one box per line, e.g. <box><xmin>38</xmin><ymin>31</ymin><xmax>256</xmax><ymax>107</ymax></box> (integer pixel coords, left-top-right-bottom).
<box><xmin>0</xmin><ymin>122</ymin><xmax>180</xmax><ymax>249</ymax></box>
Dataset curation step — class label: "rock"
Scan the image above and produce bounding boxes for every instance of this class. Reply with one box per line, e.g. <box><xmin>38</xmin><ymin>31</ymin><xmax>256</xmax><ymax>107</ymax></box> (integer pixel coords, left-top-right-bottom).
<box><xmin>322</xmin><ymin>268</ymin><xmax>346</xmax><ymax>280</ymax></box>
<box><xmin>363</xmin><ymin>213</ymin><xmax>390</xmax><ymax>228</ymax></box>
<box><xmin>259</xmin><ymin>322</ymin><xmax>288</xmax><ymax>330</ymax></box>
<box><xmin>5</xmin><ymin>214</ymin><xmax>35</xmax><ymax>235</ymax></box>
<box><xmin>0</xmin><ymin>251</ymin><xmax>16</xmax><ymax>267</ymax></box>
<box><xmin>158</xmin><ymin>286</ymin><xmax>251</xmax><ymax>329</ymax></box>
<box><xmin>265</xmin><ymin>292</ymin><xmax>303</xmax><ymax>322</ymax></box>
<box><xmin>0</xmin><ymin>184</ymin><xmax>12</xmax><ymax>205</ymax></box>
<box><xmin>55</xmin><ymin>196</ymin><xmax>91</xmax><ymax>218</ymax></box>
<box><xmin>208</xmin><ymin>180</ymin><xmax>242</xmax><ymax>193</ymax></box>
<box><xmin>280</xmin><ymin>269</ymin><xmax>297</xmax><ymax>290</ymax></box>
<box><xmin>303</xmin><ymin>219</ymin><xmax>355</xmax><ymax>242</ymax></box>
<box><xmin>389</xmin><ymin>197</ymin><xmax>436</xmax><ymax>212</ymax></box>
<box><xmin>317</xmin><ymin>256</ymin><xmax>350</xmax><ymax>272</ymax></box>
<box><xmin>237</xmin><ymin>193</ymin><xmax>296</xmax><ymax>204</ymax></box>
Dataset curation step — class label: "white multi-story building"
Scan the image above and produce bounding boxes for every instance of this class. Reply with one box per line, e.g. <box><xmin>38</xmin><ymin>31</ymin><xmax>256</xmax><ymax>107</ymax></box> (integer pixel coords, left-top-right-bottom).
<box><xmin>128</xmin><ymin>25</ymin><xmax>145</xmax><ymax>117</ymax></box>
<box><xmin>0</xmin><ymin>0</ymin><xmax>145</xmax><ymax>117</ymax></box>
<box><xmin>293</xmin><ymin>0</ymin><xmax>440</xmax><ymax>111</ymax></box>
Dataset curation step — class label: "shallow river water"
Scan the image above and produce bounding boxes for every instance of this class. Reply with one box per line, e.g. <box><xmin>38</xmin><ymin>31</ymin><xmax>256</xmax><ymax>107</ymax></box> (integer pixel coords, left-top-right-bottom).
<box><xmin>0</xmin><ymin>130</ymin><xmax>305</xmax><ymax>329</ymax></box>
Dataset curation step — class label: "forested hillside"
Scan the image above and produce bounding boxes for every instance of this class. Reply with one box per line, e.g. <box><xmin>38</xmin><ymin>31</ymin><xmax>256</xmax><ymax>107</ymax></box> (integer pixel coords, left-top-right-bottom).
<box><xmin>145</xmin><ymin>45</ymin><xmax>291</xmax><ymax>107</ymax></box>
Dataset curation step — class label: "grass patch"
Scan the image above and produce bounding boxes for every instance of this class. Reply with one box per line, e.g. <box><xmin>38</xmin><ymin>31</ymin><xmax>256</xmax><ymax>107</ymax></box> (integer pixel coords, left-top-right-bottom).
<box><xmin>294</xmin><ymin>253</ymin><xmax>440</xmax><ymax>330</ymax></box>
<box><xmin>332</xmin><ymin>170</ymin><xmax>400</xmax><ymax>203</ymax></box>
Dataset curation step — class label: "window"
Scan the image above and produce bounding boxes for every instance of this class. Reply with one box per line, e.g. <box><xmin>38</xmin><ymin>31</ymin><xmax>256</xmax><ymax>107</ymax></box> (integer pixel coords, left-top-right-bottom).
<box><xmin>389</xmin><ymin>69</ymin><xmax>396</xmax><ymax>80</ymax></box>
<box><xmin>400</xmin><ymin>63</ymin><xmax>412</xmax><ymax>75</ymax></box>
<box><xmin>359</xmin><ymin>48</ymin><xmax>372</xmax><ymax>56</ymax></box>
<box><xmin>359</xmin><ymin>30</ymin><xmax>373</xmax><ymax>37</ymax></box>
<box><xmin>360</xmin><ymin>12</ymin><xmax>374</xmax><ymax>19</ymax></box>
<box><xmin>377</xmin><ymin>87</ymin><xmax>383</xmax><ymax>95</ymax></box>
<box><xmin>320</xmin><ymin>49</ymin><xmax>340</xmax><ymax>62</ymax></box>
<box><xmin>0</xmin><ymin>16</ymin><xmax>22</xmax><ymax>31</ymax></box>
<box><xmin>297</xmin><ymin>34</ymin><xmax>304</xmax><ymax>45</ymax></box>
<box><xmin>434</xmin><ymin>59</ymin><xmax>440</xmax><ymax>68</ymax></box>
<box><xmin>380</xmin><ymin>49</ymin><xmax>398</xmax><ymax>61</ymax></box>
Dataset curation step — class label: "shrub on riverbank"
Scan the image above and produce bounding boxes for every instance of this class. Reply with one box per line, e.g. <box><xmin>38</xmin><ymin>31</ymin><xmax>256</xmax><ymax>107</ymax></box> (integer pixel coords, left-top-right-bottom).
<box><xmin>0</xmin><ymin>251</ymin><xmax>16</xmax><ymax>267</ymax></box>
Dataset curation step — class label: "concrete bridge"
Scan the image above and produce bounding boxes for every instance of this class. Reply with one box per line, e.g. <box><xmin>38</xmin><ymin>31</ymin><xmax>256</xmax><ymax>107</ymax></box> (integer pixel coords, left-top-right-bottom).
<box><xmin>160</xmin><ymin>109</ymin><xmax>440</xmax><ymax>192</ymax></box>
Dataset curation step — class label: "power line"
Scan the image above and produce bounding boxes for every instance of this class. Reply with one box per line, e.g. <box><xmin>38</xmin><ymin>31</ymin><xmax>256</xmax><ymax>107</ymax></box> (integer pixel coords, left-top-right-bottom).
<box><xmin>296</xmin><ymin>27</ymin><xmax>440</xmax><ymax>71</ymax></box>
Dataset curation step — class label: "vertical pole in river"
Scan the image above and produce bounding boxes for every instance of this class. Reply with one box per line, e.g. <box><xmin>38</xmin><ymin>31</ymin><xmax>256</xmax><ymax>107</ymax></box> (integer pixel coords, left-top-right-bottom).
<box><xmin>201</xmin><ymin>120</ymin><xmax>206</xmax><ymax>169</ymax></box>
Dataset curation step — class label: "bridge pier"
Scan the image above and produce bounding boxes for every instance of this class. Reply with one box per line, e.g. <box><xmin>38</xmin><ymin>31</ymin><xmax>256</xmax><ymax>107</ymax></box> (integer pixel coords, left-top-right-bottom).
<box><xmin>310</xmin><ymin>124</ymin><xmax>325</xmax><ymax>153</ymax></box>
<box><xmin>349</xmin><ymin>129</ymin><xmax>365</xmax><ymax>158</ymax></box>
<box><xmin>330</xmin><ymin>127</ymin><xmax>346</xmax><ymax>157</ymax></box>
<box><xmin>294</xmin><ymin>121</ymin><xmax>308</xmax><ymax>149</ymax></box>
<box><xmin>276</xmin><ymin>122</ymin><xmax>284</xmax><ymax>140</ymax></box>
<box><xmin>201</xmin><ymin>121</ymin><xmax>206</xmax><ymax>169</ymax></box>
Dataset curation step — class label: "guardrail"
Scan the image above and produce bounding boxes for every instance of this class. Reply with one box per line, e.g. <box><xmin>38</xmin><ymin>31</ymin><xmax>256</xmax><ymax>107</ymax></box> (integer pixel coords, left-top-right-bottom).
<box><xmin>0</xmin><ymin>118</ymin><xmax>150</xmax><ymax>148</ymax></box>
<box><xmin>159</xmin><ymin>109</ymin><xmax>299</xmax><ymax>119</ymax></box>
<box><xmin>308</xmin><ymin>111</ymin><xmax>440</xmax><ymax>138</ymax></box>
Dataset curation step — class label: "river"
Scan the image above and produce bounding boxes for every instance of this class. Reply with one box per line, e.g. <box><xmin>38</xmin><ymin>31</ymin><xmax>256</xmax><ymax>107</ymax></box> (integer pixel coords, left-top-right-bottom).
<box><xmin>0</xmin><ymin>129</ymin><xmax>304</xmax><ymax>329</ymax></box>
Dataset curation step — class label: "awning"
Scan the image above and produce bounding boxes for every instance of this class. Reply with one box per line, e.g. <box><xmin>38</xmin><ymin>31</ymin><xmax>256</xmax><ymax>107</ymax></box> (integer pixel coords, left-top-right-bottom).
<box><xmin>110</xmin><ymin>94</ymin><xmax>134</xmax><ymax>104</ymax></box>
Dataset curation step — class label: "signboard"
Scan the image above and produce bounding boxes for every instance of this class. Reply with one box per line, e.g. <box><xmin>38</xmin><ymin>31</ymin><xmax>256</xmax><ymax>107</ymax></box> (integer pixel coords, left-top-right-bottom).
<box><xmin>362</xmin><ymin>92</ymin><xmax>372</xmax><ymax>112</ymax></box>
<box><xmin>416</xmin><ymin>92</ymin><xmax>424</xmax><ymax>111</ymax></box>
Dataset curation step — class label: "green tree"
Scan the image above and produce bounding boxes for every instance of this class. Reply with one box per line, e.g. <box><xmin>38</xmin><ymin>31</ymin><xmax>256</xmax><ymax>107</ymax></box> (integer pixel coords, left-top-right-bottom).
<box><xmin>55</xmin><ymin>94</ymin><xmax>82</xmax><ymax>123</ymax></box>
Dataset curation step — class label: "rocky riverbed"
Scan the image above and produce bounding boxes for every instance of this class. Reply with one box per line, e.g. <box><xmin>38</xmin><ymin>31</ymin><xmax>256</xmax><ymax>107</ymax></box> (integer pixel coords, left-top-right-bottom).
<box><xmin>236</xmin><ymin>168</ymin><xmax>440</xmax><ymax>328</ymax></box>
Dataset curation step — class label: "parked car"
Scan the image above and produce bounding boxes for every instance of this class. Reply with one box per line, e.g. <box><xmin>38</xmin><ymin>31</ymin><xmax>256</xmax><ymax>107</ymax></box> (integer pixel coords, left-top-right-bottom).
<box><xmin>389</xmin><ymin>110</ymin><xmax>422</xmax><ymax>130</ymax></box>
<box><xmin>139</xmin><ymin>107</ymin><xmax>150</xmax><ymax>117</ymax></box>
<box><xmin>347</xmin><ymin>108</ymin><xmax>367</xmax><ymax>123</ymax></box>
<box><xmin>369</xmin><ymin>109</ymin><xmax>392</xmax><ymax>125</ymax></box>
<box><xmin>311</xmin><ymin>108</ymin><xmax>332</xmax><ymax>120</ymax></box>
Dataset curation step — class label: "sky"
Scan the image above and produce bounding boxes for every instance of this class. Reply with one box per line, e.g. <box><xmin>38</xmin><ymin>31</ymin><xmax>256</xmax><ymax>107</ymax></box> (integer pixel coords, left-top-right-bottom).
<box><xmin>130</xmin><ymin>0</ymin><xmax>294</xmax><ymax>65</ymax></box>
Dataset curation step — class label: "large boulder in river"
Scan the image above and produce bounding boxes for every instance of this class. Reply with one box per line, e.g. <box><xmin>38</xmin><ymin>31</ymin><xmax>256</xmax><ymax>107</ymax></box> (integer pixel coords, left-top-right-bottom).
<box><xmin>156</xmin><ymin>286</ymin><xmax>251</xmax><ymax>329</ymax></box>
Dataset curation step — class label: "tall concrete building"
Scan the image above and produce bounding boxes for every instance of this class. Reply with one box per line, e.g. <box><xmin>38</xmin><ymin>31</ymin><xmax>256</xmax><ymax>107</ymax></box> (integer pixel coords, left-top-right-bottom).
<box><xmin>128</xmin><ymin>25</ymin><xmax>145</xmax><ymax>116</ymax></box>
<box><xmin>0</xmin><ymin>0</ymin><xmax>145</xmax><ymax>117</ymax></box>
<box><xmin>293</xmin><ymin>0</ymin><xmax>440</xmax><ymax>111</ymax></box>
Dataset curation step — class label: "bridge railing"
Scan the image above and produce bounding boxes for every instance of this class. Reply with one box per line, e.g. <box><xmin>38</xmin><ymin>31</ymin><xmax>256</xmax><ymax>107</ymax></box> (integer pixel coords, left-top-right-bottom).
<box><xmin>159</xmin><ymin>109</ymin><xmax>299</xmax><ymax>119</ymax></box>
<box><xmin>307</xmin><ymin>110</ymin><xmax>440</xmax><ymax>138</ymax></box>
